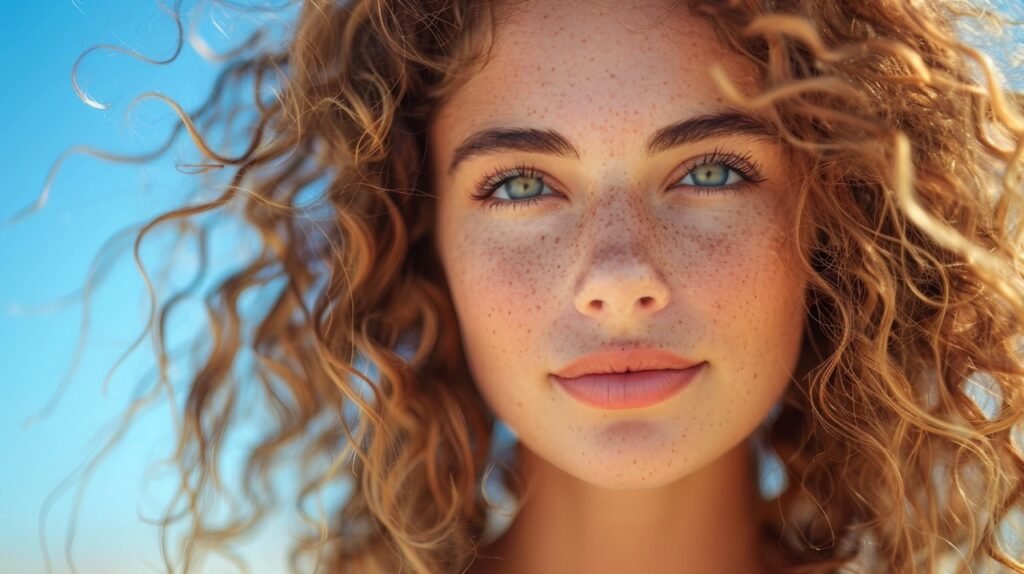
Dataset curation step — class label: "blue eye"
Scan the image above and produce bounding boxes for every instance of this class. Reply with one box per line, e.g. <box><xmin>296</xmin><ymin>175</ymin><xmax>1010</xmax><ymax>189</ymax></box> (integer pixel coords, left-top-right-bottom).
<box><xmin>680</xmin><ymin>163</ymin><xmax>741</xmax><ymax>187</ymax></box>
<box><xmin>671</xmin><ymin>148</ymin><xmax>766</xmax><ymax>195</ymax></box>
<box><xmin>471</xmin><ymin>163</ymin><xmax>559</xmax><ymax>212</ymax></box>
<box><xmin>491</xmin><ymin>173</ymin><xmax>551</xmax><ymax>201</ymax></box>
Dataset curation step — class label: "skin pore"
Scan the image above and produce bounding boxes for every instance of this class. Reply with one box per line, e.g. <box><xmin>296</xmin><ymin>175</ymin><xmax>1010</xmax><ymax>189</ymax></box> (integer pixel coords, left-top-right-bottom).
<box><xmin>429</xmin><ymin>1</ymin><xmax>808</xmax><ymax>572</ymax></box>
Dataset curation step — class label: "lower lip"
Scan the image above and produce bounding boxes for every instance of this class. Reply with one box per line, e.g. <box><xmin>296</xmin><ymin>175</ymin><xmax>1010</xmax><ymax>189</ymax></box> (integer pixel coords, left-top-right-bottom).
<box><xmin>550</xmin><ymin>363</ymin><xmax>706</xmax><ymax>410</ymax></box>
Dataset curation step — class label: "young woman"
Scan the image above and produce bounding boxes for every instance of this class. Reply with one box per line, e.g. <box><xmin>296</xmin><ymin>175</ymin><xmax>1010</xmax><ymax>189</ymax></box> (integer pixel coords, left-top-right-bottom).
<box><xmin>33</xmin><ymin>0</ymin><xmax>1024</xmax><ymax>572</ymax></box>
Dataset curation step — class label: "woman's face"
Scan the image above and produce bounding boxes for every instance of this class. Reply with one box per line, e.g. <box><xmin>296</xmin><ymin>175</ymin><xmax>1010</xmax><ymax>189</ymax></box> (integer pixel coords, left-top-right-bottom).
<box><xmin>429</xmin><ymin>0</ymin><xmax>808</xmax><ymax>489</ymax></box>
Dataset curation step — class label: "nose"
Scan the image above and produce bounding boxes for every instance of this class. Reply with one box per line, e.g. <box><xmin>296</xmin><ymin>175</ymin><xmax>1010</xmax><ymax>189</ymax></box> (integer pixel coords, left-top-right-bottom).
<box><xmin>573</xmin><ymin>242</ymin><xmax>670</xmax><ymax>324</ymax></box>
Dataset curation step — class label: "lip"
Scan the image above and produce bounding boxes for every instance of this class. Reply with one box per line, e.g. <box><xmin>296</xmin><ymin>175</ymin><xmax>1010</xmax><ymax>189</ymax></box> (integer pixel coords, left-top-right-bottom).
<box><xmin>550</xmin><ymin>348</ymin><xmax>705</xmax><ymax>410</ymax></box>
<box><xmin>552</xmin><ymin>348</ymin><xmax>703</xmax><ymax>379</ymax></box>
<box><xmin>550</xmin><ymin>365</ymin><xmax>705</xmax><ymax>409</ymax></box>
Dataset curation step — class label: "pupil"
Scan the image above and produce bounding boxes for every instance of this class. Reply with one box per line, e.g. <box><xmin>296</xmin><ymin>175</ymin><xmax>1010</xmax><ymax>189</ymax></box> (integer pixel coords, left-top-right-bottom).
<box><xmin>509</xmin><ymin>176</ymin><xmax>540</xmax><ymax>199</ymax></box>
<box><xmin>696</xmin><ymin>164</ymin><xmax>727</xmax><ymax>185</ymax></box>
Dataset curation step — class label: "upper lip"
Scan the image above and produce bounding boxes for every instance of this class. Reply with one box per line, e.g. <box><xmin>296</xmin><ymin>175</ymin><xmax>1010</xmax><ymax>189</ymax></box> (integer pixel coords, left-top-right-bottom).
<box><xmin>552</xmin><ymin>348</ymin><xmax>703</xmax><ymax>379</ymax></box>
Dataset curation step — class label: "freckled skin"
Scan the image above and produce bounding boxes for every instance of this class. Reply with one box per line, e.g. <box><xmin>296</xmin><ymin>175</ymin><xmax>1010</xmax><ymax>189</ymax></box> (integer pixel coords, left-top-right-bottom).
<box><xmin>429</xmin><ymin>1</ymin><xmax>805</xmax><ymax>573</ymax></box>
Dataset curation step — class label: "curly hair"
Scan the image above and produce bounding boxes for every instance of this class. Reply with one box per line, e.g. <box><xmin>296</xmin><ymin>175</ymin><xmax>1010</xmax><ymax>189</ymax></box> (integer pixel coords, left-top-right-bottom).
<box><xmin>25</xmin><ymin>0</ymin><xmax>1024</xmax><ymax>572</ymax></box>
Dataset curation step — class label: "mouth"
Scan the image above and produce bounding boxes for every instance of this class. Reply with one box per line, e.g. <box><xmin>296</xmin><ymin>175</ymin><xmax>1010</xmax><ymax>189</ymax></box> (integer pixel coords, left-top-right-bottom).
<box><xmin>552</xmin><ymin>347</ymin><xmax>702</xmax><ymax>377</ymax></box>
<box><xmin>550</xmin><ymin>362</ymin><xmax>706</xmax><ymax>410</ymax></box>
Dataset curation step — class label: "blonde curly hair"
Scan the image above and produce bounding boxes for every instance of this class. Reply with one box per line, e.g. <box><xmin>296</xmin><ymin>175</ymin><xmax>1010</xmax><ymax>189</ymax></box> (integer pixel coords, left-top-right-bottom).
<box><xmin>27</xmin><ymin>0</ymin><xmax>1024</xmax><ymax>572</ymax></box>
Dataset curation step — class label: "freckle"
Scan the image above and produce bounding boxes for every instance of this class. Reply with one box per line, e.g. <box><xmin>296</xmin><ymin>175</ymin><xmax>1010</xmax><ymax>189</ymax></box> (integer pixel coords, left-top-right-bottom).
<box><xmin>541</xmin><ymin>234</ymin><xmax>546</xmax><ymax>242</ymax></box>
<box><xmin>555</xmin><ymin>237</ymin><xmax>560</xmax><ymax>244</ymax></box>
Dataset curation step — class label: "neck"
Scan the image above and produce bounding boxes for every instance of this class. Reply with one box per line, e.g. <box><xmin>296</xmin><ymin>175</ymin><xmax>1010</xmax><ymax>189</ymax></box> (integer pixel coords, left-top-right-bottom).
<box><xmin>471</xmin><ymin>439</ymin><xmax>775</xmax><ymax>574</ymax></box>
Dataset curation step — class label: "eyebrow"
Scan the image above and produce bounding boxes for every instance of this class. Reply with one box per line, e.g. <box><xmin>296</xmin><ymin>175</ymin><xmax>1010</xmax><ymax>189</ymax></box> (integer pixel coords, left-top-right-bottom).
<box><xmin>447</xmin><ymin>110</ymin><xmax>778</xmax><ymax>177</ymax></box>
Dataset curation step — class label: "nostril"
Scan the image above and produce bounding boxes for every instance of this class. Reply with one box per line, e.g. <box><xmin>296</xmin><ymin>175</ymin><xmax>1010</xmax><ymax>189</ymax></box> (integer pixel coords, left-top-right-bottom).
<box><xmin>589</xmin><ymin>300</ymin><xmax>603</xmax><ymax>311</ymax></box>
<box><xmin>639</xmin><ymin>296</ymin><xmax>654</xmax><ymax>308</ymax></box>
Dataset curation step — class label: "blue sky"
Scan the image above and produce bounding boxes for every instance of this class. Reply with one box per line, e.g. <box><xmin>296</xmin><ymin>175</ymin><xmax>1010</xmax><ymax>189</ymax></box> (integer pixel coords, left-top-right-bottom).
<box><xmin>1</xmin><ymin>2</ymin><xmax>1022</xmax><ymax>574</ymax></box>
<box><xmin>0</xmin><ymin>3</ymin><xmax>304</xmax><ymax>573</ymax></box>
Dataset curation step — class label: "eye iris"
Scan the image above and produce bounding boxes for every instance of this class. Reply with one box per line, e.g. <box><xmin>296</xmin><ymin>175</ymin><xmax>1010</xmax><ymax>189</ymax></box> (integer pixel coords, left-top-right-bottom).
<box><xmin>692</xmin><ymin>164</ymin><xmax>729</xmax><ymax>186</ymax></box>
<box><xmin>505</xmin><ymin>176</ymin><xmax>542</xmax><ymax>199</ymax></box>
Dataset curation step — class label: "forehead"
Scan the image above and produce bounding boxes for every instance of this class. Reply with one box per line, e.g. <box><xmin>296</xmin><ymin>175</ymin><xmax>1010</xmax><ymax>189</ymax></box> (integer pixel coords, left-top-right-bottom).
<box><xmin>431</xmin><ymin>0</ymin><xmax>761</xmax><ymax>150</ymax></box>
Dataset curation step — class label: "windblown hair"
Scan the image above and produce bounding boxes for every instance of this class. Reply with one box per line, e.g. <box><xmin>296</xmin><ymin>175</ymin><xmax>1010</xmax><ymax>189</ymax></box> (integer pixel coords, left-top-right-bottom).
<box><xmin>29</xmin><ymin>0</ymin><xmax>1024</xmax><ymax>572</ymax></box>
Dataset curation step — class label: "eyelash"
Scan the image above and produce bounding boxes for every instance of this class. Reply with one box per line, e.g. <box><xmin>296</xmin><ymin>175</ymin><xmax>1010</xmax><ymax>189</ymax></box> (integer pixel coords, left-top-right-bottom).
<box><xmin>469</xmin><ymin>148</ymin><xmax>767</xmax><ymax>212</ymax></box>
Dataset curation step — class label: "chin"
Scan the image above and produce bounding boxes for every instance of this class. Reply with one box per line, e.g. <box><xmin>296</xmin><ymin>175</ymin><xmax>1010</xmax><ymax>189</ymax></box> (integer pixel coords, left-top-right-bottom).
<box><xmin>552</xmin><ymin>449</ymin><xmax>694</xmax><ymax>490</ymax></box>
<box><xmin>581</xmin><ymin>469</ymin><xmax>684</xmax><ymax>490</ymax></box>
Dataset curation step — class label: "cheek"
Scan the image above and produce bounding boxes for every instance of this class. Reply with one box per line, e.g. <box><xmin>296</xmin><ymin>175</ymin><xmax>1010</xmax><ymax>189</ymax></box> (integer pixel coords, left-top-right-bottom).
<box><xmin>674</xmin><ymin>198</ymin><xmax>803</xmax><ymax>326</ymax></box>
<box><xmin>441</xmin><ymin>221</ymin><xmax>561</xmax><ymax>374</ymax></box>
<box><xmin>704</xmin><ymin>231</ymin><xmax>803</xmax><ymax>334</ymax></box>
<box><xmin>688</xmin><ymin>216</ymin><xmax>807</xmax><ymax>403</ymax></box>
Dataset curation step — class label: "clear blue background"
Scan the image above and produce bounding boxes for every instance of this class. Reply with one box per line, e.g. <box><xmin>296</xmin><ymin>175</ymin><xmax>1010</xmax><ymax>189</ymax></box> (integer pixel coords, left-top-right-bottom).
<box><xmin>0</xmin><ymin>3</ymin><xmax>304</xmax><ymax>573</ymax></box>
<box><xmin>1</xmin><ymin>2</ymin><xmax>1021</xmax><ymax>574</ymax></box>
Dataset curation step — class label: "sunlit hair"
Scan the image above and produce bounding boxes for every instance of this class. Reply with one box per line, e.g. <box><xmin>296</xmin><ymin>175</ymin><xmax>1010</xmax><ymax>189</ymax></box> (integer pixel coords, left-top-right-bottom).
<box><xmin>20</xmin><ymin>0</ymin><xmax>1024</xmax><ymax>572</ymax></box>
